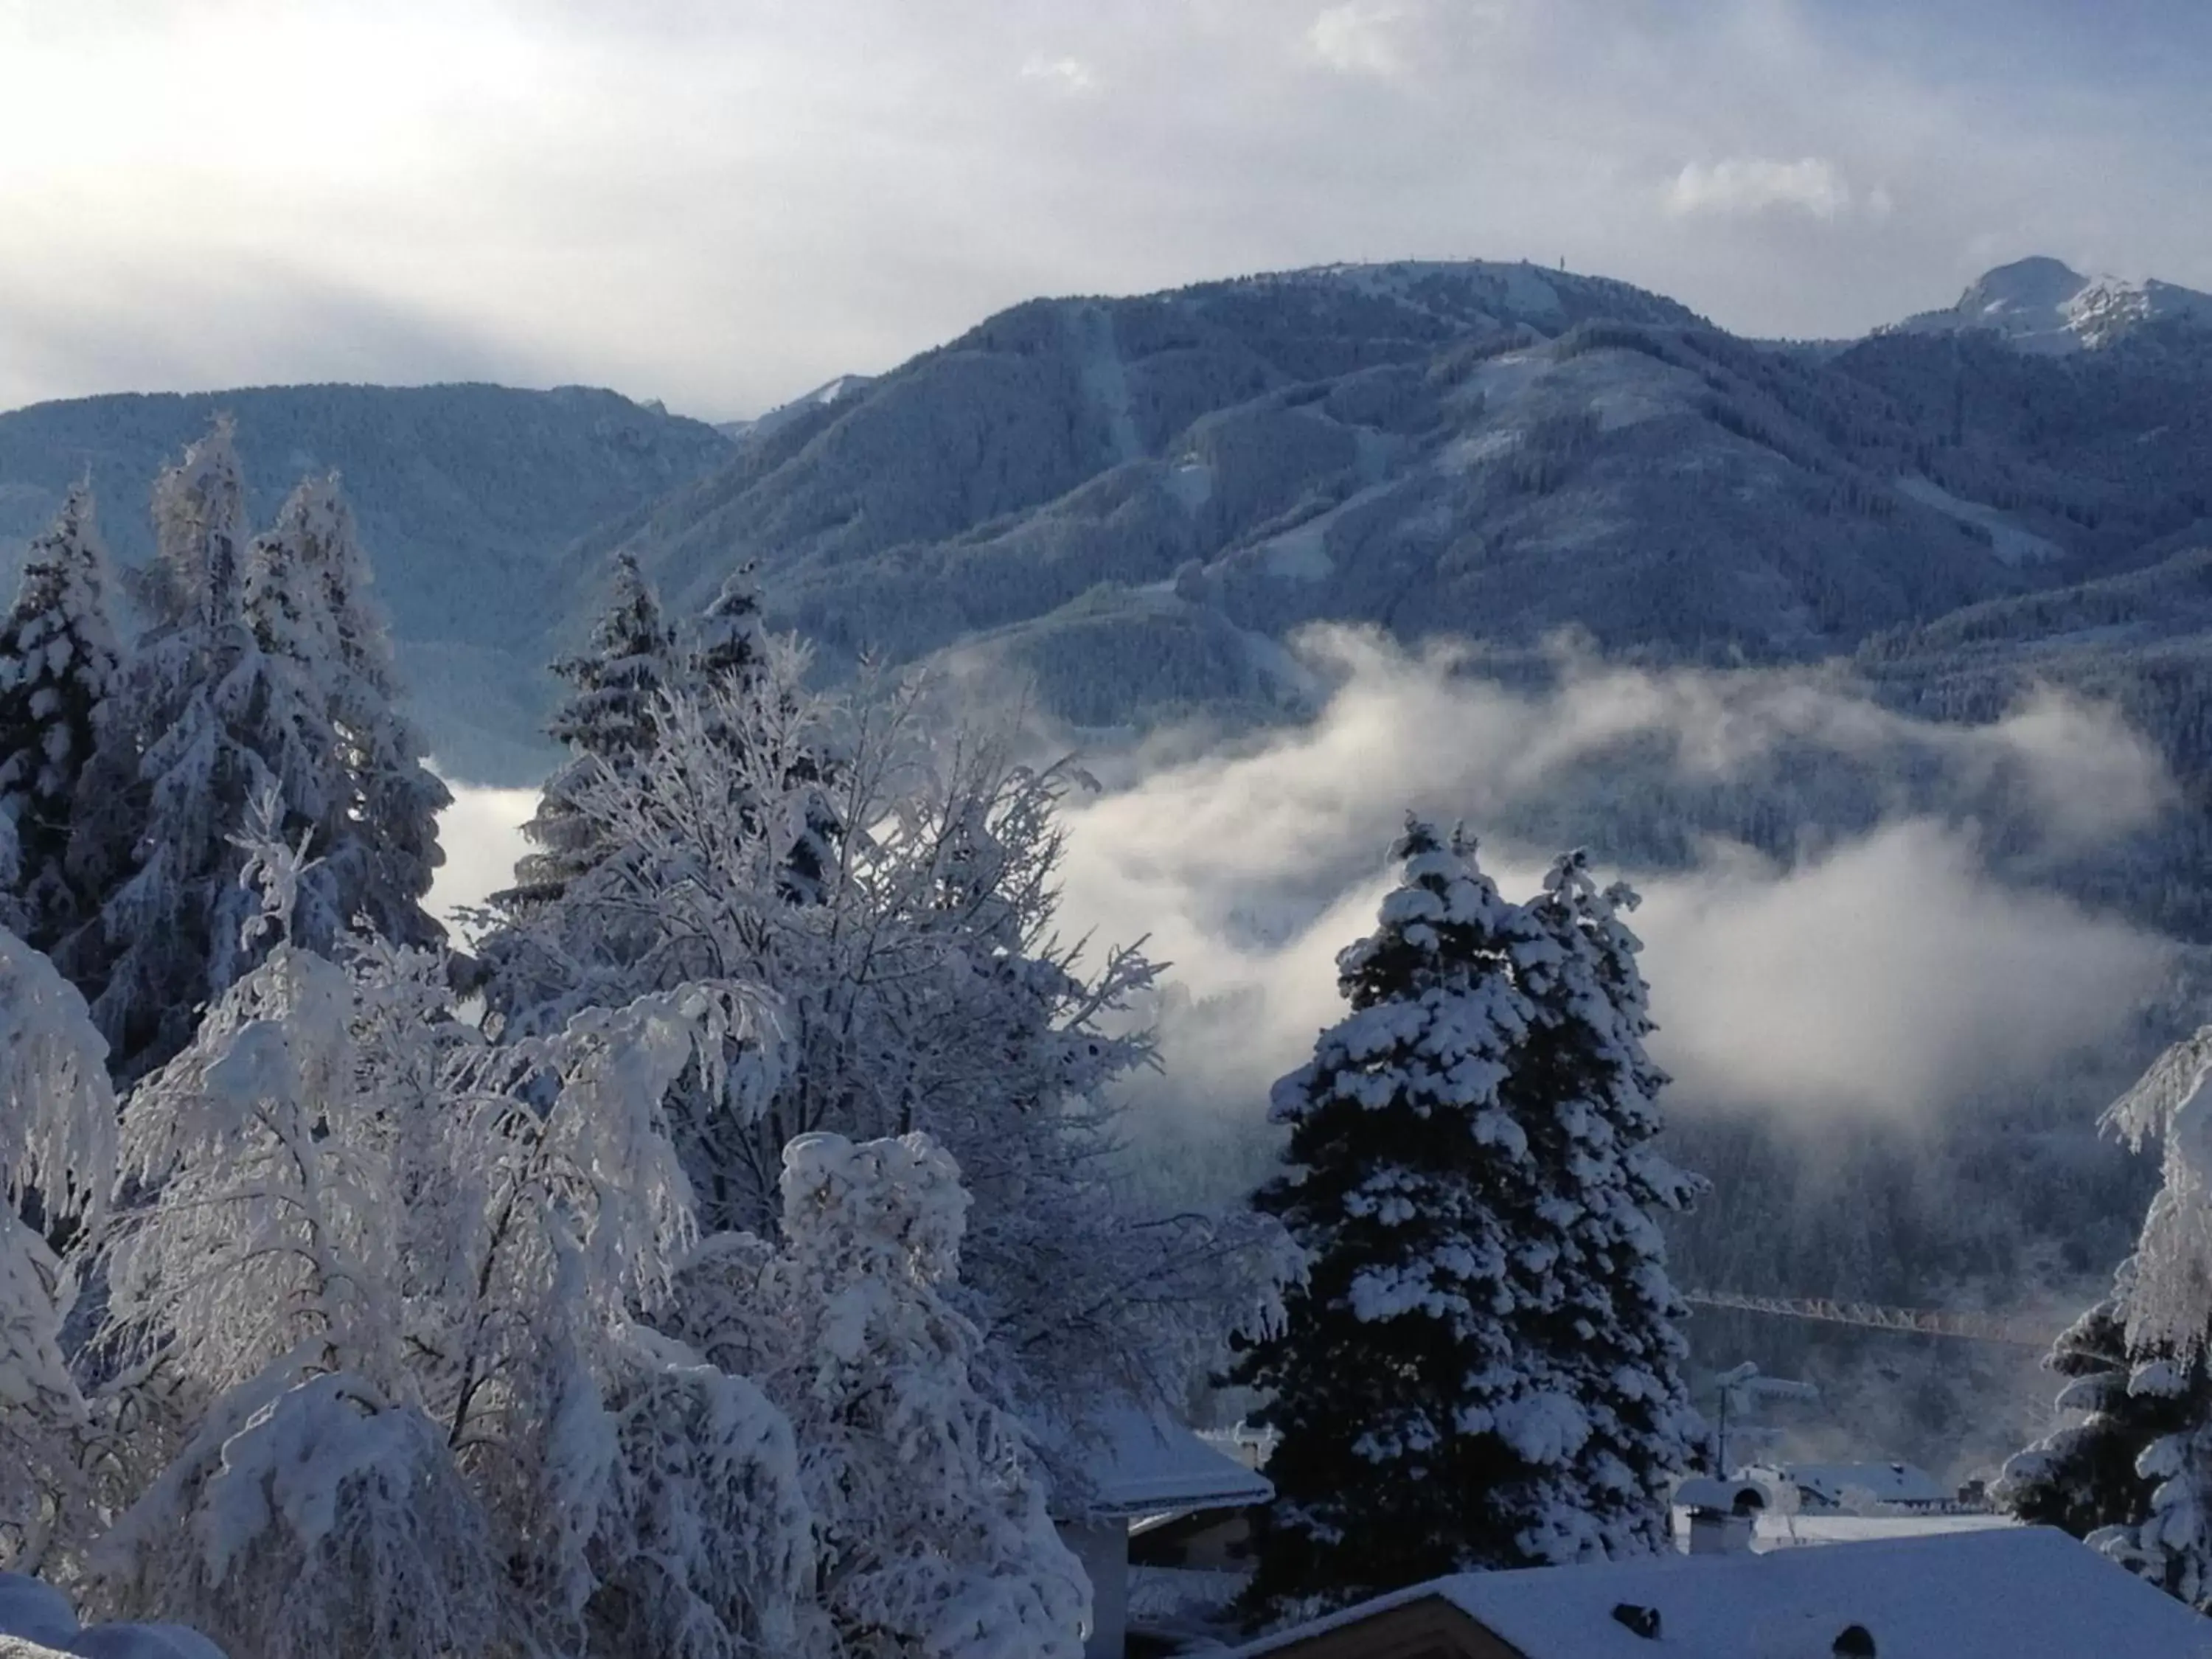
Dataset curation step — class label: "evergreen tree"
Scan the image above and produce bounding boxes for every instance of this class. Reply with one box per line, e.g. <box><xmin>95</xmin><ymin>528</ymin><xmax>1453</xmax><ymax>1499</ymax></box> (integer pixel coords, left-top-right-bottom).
<box><xmin>1997</xmin><ymin>1030</ymin><xmax>2212</xmax><ymax>1610</ymax></box>
<box><xmin>0</xmin><ymin>487</ymin><xmax>124</xmax><ymax>953</ymax></box>
<box><xmin>690</xmin><ymin>563</ymin><xmax>769</xmax><ymax>700</ymax></box>
<box><xmin>247</xmin><ymin>475</ymin><xmax>448</xmax><ymax>949</ymax></box>
<box><xmin>75</xmin><ymin>419</ymin><xmax>268</xmax><ymax>1073</ymax></box>
<box><xmin>505</xmin><ymin>552</ymin><xmax>677</xmax><ymax>908</ymax></box>
<box><xmin>1998</xmin><ymin>1260</ymin><xmax>2199</xmax><ymax>1541</ymax></box>
<box><xmin>1228</xmin><ymin>821</ymin><xmax>1573</xmax><ymax>1619</ymax></box>
<box><xmin>1230</xmin><ymin>824</ymin><xmax>1699</xmax><ymax>1621</ymax></box>
<box><xmin>1509</xmin><ymin>852</ymin><xmax>1702</xmax><ymax>1558</ymax></box>
<box><xmin>685</xmin><ymin>565</ymin><xmax>841</xmax><ymax>906</ymax></box>
<box><xmin>72</xmin><ymin>433</ymin><xmax>449</xmax><ymax>1075</ymax></box>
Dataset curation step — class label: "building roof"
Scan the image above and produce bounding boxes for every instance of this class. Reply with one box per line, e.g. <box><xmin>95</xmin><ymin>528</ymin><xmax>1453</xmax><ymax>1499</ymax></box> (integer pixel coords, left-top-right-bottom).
<box><xmin>1085</xmin><ymin>1407</ymin><xmax>1276</xmax><ymax>1519</ymax></box>
<box><xmin>1753</xmin><ymin>1513</ymin><xmax>2016</xmax><ymax>1551</ymax></box>
<box><xmin>1226</xmin><ymin>1527</ymin><xmax>2212</xmax><ymax>1658</ymax></box>
<box><xmin>1753</xmin><ymin>1461</ymin><xmax>1950</xmax><ymax>1507</ymax></box>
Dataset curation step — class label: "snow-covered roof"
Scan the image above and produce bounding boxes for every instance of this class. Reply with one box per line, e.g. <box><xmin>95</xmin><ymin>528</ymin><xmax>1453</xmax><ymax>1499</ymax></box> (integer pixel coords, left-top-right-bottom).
<box><xmin>1753</xmin><ymin>1461</ymin><xmax>1950</xmax><ymax>1506</ymax></box>
<box><xmin>1225</xmin><ymin>1528</ymin><xmax>2212</xmax><ymax>1658</ymax></box>
<box><xmin>1754</xmin><ymin>1512</ymin><xmax>2015</xmax><ymax>1551</ymax></box>
<box><xmin>1082</xmin><ymin>1408</ymin><xmax>1275</xmax><ymax>1519</ymax></box>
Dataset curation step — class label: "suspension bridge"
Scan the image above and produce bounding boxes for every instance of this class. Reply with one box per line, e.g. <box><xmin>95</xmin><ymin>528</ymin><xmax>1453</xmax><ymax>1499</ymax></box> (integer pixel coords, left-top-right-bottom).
<box><xmin>1681</xmin><ymin>1288</ymin><xmax>2062</xmax><ymax>1349</ymax></box>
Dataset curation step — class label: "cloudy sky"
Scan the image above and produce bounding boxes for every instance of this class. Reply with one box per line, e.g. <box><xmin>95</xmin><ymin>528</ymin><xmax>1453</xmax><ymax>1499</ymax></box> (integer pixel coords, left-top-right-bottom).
<box><xmin>3</xmin><ymin>0</ymin><xmax>2208</xmax><ymax>420</ymax></box>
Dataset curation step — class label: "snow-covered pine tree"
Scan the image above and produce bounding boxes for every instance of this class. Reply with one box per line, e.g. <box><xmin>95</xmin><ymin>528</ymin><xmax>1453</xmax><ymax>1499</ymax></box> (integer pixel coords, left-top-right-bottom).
<box><xmin>0</xmin><ymin>926</ymin><xmax>117</xmax><ymax>1573</ymax></box>
<box><xmin>683</xmin><ymin>1132</ymin><xmax>1089</xmax><ymax>1659</ymax></box>
<box><xmin>690</xmin><ymin>564</ymin><xmax>768</xmax><ymax>698</ymax></box>
<box><xmin>1998</xmin><ymin>1259</ymin><xmax>2200</xmax><ymax>1542</ymax></box>
<box><xmin>1994</xmin><ymin>1029</ymin><xmax>2212</xmax><ymax>1610</ymax></box>
<box><xmin>71</xmin><ymin>420</ymin><xmax>272</xmax><ymax>1074</ymax></box>
<box><xmin>683</xmin><ymin>565</ymin><xmax>841</xmax><ymax>906</ymax></box>
<box><xmin>248</xmin><ymin>475</ymin><xmax>448</xmax><ymax>950</ymax></box>
<box><xmin>1506</xmin><ymin>852</ymin><xmax>1701</xmax><ymax>1559</ymax></box>
<box><xmin>504</xmin><ymin>552</ymin><xmax>678</xmax><ymax>908</ymax></box>
<box><xmin>0</xmin><ymin>488</ymin><xmax>124</xmax><ymax>955</ymax></box>
<box><xmin>1227</xmin><ymin>820</ymin><xmax>1585</xmax><ymax>1621</ymax></box>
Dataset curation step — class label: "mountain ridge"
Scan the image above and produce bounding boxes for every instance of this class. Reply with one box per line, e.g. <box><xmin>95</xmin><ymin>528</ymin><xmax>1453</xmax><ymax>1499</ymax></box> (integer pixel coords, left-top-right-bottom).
<box><xmin>1885</xmin><ymin>254</ymin><xmax>2212</xmax><ymax>353</ymax></box>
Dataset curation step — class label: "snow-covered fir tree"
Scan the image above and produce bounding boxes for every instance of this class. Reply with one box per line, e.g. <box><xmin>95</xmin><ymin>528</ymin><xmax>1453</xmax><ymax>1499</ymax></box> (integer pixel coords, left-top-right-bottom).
<box><xmin>505</xmin><ymin>552</ymin><xmax>678</xmax><ymax>908</ymax></box>
<box><xmin>247</xmin><ymin>475</ymin><xmax>448</xmax><ymax>950</ymax></box>
<box><xmin>68</xmin><ymin>422</ymin><xmax>284</xmax><ymax>1074</ymax></box>
<box><xmin>683</xmin><ymin>1133</ymin><xmax>1090</xmax><ymax>1659</ymax></box>
<box><xmin>1508</xmin><ymin>851</ymin><xmax>1702</xmax><ymax>1557</ymax></box>
<box><xmin>686</xmin><ymin>568</ymin><xmax>842</xmax><ymax>907</ymax></box>
<box><xmin>1228</xmin><ymin>821</ymin><xmax>1697</xmax><ymax>1623</ymax></box>
<box><xmin>63</xmin><ymin>428</ymin><xmax>449</xmax><ymax>1077</ymax></box>
<box><xmin>1998</xmin><ymin>1259</ymin><xmax>2202</xmax><ymax>1543</ymax></box>
<box><xmin>72</xmin><ymin>422</ymin><xmax>255</xmax><ymax>1071</ymax></box>
<box><xmin>0</xmin><ymin>925</ymin><xmax>116</xmax><ymax>1573</ymax></box>
<box><xmin>1997</xmin><ymin>1029</ymin><xmax>2212</xmax><ymax>1610</ymax></box>
<box><xmin>0</xmin><ymin>488</ymin><xmax>124</xmax><ymax>955</ymax></box>
<box><xmin>690</xmin><ymin>563</ymin><xmax>769</xmax><ymax>698</ymax></box>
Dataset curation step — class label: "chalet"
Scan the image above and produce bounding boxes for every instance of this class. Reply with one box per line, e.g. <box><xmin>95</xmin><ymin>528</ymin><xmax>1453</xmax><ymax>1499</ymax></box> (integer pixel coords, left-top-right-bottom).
<box><xmin>1221</xmin><ymin>1526</ymin><xmax>2212</xmax><ymax>1658</ymax></box>
<box><xmin>1060</xmin><ymin>1408</ymin><xmax>1275</xmax><ymax>1659</ymax></box>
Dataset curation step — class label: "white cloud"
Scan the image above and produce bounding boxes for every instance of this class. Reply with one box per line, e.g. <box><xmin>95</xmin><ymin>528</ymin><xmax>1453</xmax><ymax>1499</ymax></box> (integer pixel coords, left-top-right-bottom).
<box><xmin>1666</xmin><ymin>156</ymin><xmax>1855</xmax><ymax>220</ymax></box>
<box><xmin>1304</xmin><ymin>3</ymin><xmax>1412</xmax><ymax>77</ymax></box>
<box><xmin>1048</xmin><ymin>630</ymin><xmax>2174</xmax><ymax>1134</ymax></box>
<box><xmin>1019</xmin><ymin>54</ymin><xmax>1096</xmax><ymax>94</ymax></box>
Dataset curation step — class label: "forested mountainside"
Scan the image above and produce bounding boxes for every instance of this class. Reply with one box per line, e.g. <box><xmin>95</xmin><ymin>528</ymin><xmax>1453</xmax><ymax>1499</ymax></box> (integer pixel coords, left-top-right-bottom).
<box><xmin>555</xmin><ymin>259</ymin><xmax>2211</xmax><ymax>744</ymax></box>
<box><xmin>7</xmin><ymin>261</ymin><xmax>2208</xmax><ymax>779</ymax></box>
<box><xmin>0</xmin><ymin>382</ymin><xmax>730</xmax><ymax>776</ymax></box>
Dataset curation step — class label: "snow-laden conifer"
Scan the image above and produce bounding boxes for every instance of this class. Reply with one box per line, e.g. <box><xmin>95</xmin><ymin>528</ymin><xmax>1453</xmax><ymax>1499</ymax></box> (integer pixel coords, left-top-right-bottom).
<box><xmin>1508</xmin><ymin>851</ymin><xmax>1702</xmax><ymax>1558</ymax></box>
<box><xmin>1231</xmin><ymin>824</ymin><xmax>1700</xmax><ymax>1621</ymax></box>
<box><xmin>0</xmin><ymin>489</ymin><xmax>123</xmax><ymax>953</ymax></box>
<box><xmin>1997</xmin><ymin>1029</ymin><xmax>2212</xmax><ymax>1610</ymax></box>
<box><xmin>506</xmin><ymin>552</ymin><xmax>678</xmax><ymax>908</ymax></box>
<box><xmin>1227</xmin><ymin>820</ymin><xmax>1568</xmax><ymax>1617</ymax></box>
<box><xmin>1998</xmin><ymin>1259</ymin><xmax>2199</xmax><ymax>1544</ymax></box>
<box><xmin>246</xmin><ymin>476</ymin><xmax>448</xmax><ymax>950</ymax></box>
<box><xmin>74</xmin><ymin>422</ymin><xmax>271</xmax><ymax>1074</ymax></box>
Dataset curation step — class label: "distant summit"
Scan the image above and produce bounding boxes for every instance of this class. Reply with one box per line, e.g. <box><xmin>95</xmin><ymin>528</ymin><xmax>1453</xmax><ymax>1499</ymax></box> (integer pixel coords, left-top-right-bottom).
<box><xmin>1888</xmin><ymin>255</ymin><xmax>2212</xmax><ymax>352</ymax></box>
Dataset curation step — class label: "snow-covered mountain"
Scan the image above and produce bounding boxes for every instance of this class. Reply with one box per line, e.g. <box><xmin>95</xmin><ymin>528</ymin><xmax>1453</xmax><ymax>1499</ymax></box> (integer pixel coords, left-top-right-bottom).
<box><xmin>560</xmin><ymin>257</ymin><xmax>2209</xmax><ymax>740</ymax></box>
<box><xmin>1887</xmin><ymin>255</ymin><xmax>2212</xmax><ymax>353</ymax></box>
<box><xmin>8</xmin><ymin>255</ymin><xmax>2211</xmax><ymax>784</ymax></box>
<box><xmin>0</xmin><ymin>382</ymin><xmax>730</xmax><ymax>776</ymax></box>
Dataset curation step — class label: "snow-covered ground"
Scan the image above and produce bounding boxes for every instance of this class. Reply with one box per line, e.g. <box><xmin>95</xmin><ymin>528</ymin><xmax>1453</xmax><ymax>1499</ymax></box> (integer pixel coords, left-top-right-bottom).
<box><xmin>1895</xmin><ymin>475</ymin><xmax>2063</xmax><ymax>567</ymax></box>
